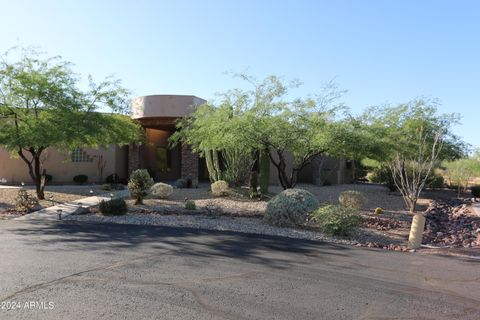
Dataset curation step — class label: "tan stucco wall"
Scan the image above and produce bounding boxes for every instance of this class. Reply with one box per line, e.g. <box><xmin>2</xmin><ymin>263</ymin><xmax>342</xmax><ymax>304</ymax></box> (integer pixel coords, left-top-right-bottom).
<box><xmin>131</xmin><ymin>95</ymin><xmax>206</xmax><ymax>119</ymax></box>
<box><xmin>0</xmin><ymin>146</ymin><xmax>125</xmax><ymax>185</ymax></box>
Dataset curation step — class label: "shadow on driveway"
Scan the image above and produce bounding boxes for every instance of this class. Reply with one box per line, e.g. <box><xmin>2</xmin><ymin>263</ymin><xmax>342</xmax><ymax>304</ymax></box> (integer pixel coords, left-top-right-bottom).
<box><xmin>6</xmin><ymin>220</ymin><xmax>352</xmax><ymax>269</ymax></box>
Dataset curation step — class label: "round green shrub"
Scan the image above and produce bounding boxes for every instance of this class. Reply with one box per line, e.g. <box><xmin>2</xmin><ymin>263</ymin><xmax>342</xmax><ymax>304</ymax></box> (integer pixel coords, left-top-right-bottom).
<box><xmin>338</xmin><ymin>190</ymin><xmax>367</xmax><ymax>209</ymax></box>
<box><xmin>151</xmin><ymin>182</ymin><xmax>173</xmax><ymax>199</ymax></box>
<box><xmin>211</xmin><ymin>180</ymin><xmax>229</xmax><ymax>197</ymax></box>
<box><xmin>264</xmin><ymin>188</ymin><xmax>320</xmax><ymax>227</ymax></box>
<box><xmin>367</xmin><ymin>167</ymin><xmax>396</xmax><ymax>191</ymax></box>
<box><xmin>101</xmin><ymin>184</ymin><xmax>112</xmax><ymax>191</ymax></box>
<box><xmin>128</xmin><ymin>169</ymin><xmax>154</xmax><ymax>205</ymax></box>
<box><xmin>310</xmin><ymin>204</ymin><xmax>362</xmax><ymax>236</ymax></box>
<box><xmin>185</xmin><ymin>200</ymin><xmax>196</xmax><ymax>210</ymax></box>
<box><xmin>99</xmin><ymin>198</ymin><xmax>127</xmax><ymax>216</ymax></box>
<box><xmin>73</xmin><ymin>174</ymin><xmax>88</xmax><ymax>184</ymax></box>
<box><xmin>426</xmin><ymin>174</ymin><xmax>445</xmax><ymax>189</ymax></box>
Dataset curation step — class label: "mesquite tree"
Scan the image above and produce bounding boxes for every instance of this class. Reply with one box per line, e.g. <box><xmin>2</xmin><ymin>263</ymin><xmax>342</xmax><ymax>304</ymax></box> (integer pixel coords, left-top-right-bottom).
<box><xmin>172</xmin><ymin>74</ymin><xmax>361</xmax><ymax>189</ymax></box>
<box><xmin>0</xmin><ymin>48</ymin><xmax>141</xmax><ymax>199</ymax></box>
<box><xmin>364</xmin><ymin>100</ymin><xmax>464</xmax><ymax>212</ymax></box>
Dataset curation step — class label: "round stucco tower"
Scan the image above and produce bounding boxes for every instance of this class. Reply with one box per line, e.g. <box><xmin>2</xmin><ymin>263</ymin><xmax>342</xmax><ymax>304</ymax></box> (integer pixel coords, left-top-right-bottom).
<box><xmin>128</xmin><ymin>95</ymin><xmax>207</xmax><ymax>185</ymax></box>
<box><xmin>131</xmin><ymin>94</ymin><xmax>206</xmax><ymax>119</ymax></box>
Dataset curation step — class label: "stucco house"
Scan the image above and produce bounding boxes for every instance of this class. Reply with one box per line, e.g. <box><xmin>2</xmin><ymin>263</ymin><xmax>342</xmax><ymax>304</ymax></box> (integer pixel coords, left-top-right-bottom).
<box><xmin>0</xmin><ymin>95</ymin><xmax>352</xmax><ymax>186</ymax></box>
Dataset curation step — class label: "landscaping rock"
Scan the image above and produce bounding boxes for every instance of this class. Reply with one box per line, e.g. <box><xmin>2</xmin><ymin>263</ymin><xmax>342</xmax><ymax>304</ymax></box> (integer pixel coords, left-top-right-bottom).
<box><xmin>423</xmin><ymin>199</ymin><xmax>480</xmax><ymax>248</ymax></box>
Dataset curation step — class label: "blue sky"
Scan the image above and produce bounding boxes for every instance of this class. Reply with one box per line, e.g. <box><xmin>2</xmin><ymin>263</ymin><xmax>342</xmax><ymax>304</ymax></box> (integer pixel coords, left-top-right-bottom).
<box><xmin>0</xmin><ymin>0</ymin><xmax>478</xmax><ymax>149</ymax></box>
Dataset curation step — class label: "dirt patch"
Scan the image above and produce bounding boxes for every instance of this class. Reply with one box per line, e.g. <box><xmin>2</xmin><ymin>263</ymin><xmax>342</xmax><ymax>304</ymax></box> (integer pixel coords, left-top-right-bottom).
<box><xmin>0</xmin><ymin>185</ymin><xmax>104</xmax><ymax>212</ymax></box>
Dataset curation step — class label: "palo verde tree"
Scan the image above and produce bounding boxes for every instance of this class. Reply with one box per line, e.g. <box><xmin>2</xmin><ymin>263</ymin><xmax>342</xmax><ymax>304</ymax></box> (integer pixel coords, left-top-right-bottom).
<box><xmin>0</xmin><ymin>48</ymin><xmax>141</xmax><ymax>199</ymax></box>
<box><xmin>173</xmin><ymin>74</ymin><xmax>362</xmax><ymax>190</ymax></box>
<box><xmin>363</xmin><ymin>99</ymin><xmax>465</xmax><ymax>212</ymax></box>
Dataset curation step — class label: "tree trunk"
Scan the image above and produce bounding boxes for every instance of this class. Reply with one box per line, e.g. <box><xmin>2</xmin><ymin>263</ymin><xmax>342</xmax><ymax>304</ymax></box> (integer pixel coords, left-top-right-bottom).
<box><xmin>17</xmin><ymin>148</ymin><xmax>46</xmax><ymax>200</ymax></box>
<box><xmin>408</xmin><ymin>198</ymin><xmax>417</xmax><ymax>213</ymax></box>
<box><xmin>33</xmin><ymin>155</ymin><xmax>46</xmax><ymax>200</ymax></box>
<box><xmin>268</xmin><ymin>150</ymin><xmax>295</xmax><ymax>190</ymax></box>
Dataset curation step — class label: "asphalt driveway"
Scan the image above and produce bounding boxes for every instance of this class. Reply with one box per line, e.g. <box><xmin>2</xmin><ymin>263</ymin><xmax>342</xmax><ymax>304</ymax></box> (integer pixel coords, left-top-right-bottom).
<box><xmin>0</xmin><ymin>220</ymin><xmax>479</xmax><ymax>319</ymax></box>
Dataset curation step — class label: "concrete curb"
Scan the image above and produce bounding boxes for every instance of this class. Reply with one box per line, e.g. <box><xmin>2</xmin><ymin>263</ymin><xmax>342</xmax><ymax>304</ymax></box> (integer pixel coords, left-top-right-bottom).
<box><xmin>472</xmin><ymin>203</ymin><xmax>480</xmax><ymax>216</ymax></box>
<box><xmin>15</xmin><ymin>190</ymin><xmax>129</xmax><ymax>221</ymax></box>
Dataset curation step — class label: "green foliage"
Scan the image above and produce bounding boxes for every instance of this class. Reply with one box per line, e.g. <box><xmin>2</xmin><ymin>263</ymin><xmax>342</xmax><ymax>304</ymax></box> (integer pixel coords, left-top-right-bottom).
<box><xmin>222</xmin><ymin>148</ymin><xmax>255</xmax><ymax>186</ymax></box>
<box><xmin>426</xmin><ymin>173</ymin><xmax>445</xmax><ymax>189</ymax></box>
<box><xmin>374</xmin><ymin>207</ymin><xmax>383</xmax><ymax>215</ymax></box>
<box><xmin>73</xmin><ymin>174</ymin><xmax>88</xmax><ymax>184</ymax></box>
<box><xmin>362</xmin><ymin>99</ymin><xmax>466</xmax><ymax>212</ymax></box>
<box><xmin>264</xmin><ymin>188</ymin><xmax>320</xmax><ymax>227</ymax></box>
<box><xmin>310</xmin><ymin>204</ymin><xmax>362</xmax><ymax>236</ymax></box>
<box><xmin>367</xmin><ymin>166</ymin><xmax>397</xmax><ymax>191</ymax></box>
<box><xmin>442</xmin><ymin>158</ymin><xmax>480</xmax><ymax>196</ymax></box>
<box><xmin>99</xmin><ymin>198</ymin><xmax>127</xmax><ymax>216</ymax></box>
<box><xmin>471</xmin><ymin>186</ymin><xmax>480</xmax><ymax>199</ymax></box>
<box><xmin>211</xmin><ymin>180</ymin><xmax>229</xmax><ymax>197</ymax></box>
<box><xmin>151</xmin><ymin>182</ymin><xmax>173</xmax><ymax>199</ymax></box>
<box><xmin>128</xmin><ymin>169</ymin><xmax>154</xmax><ymax>205</ymax></box>
<box><xmin>338</xmin><ymin>190</ymin><xmax>367</xmax><ymax>209</ymax></box>
<box><xmin>185</xmin><ymin>200</ymin><xmax>196</xmax><ymax>210</ymax></box>
<box><xmin>0</xmin><ymin>48</ymin><xmax>141</xmax><ymax>199</ymax></box>
<box><xmin>15</xmin><ymin>188</ymin><xmax>39</xmax><ymax>212</ymax></box>
<box><xmin>171</xmin><ymin>74</ymin><xmax>364</xmax><ymax>190</ymax></box>
<box><xmin>362</xmin><ymin>100</ymin><xmax>465</xmax><ymax>163</ymax></box>
<box><xmin>101</xmin><ymin>184</ymin><xmax>112</xmax><ymax>191</ymax></box>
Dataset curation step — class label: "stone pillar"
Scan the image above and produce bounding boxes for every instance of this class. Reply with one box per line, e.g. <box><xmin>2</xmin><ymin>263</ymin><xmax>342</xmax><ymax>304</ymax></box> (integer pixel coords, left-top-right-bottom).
<box><xmin>128</xmin><ymin>127</ymin><xmax>146</xmax><ymax>177</ymax></box>
<box><xmin>128</xmin><ymin>143</ymin><xmax>141</xmax><ymax>176</ymax></box>
<box><xmin>181</xmin><ymin>143</ymin><xmax>199</xmax><ymax>187</ymax></box>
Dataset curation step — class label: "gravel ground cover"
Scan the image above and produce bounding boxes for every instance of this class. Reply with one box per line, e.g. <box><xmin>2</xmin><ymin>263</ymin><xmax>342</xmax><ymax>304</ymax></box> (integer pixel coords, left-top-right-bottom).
<box><xmin>64</xmin><ymin>183</ymin><xmax>467</xmax><ymax>251</ymax></box>
<box><xmin>0</xmin><ymin>185</ymin><xmax>104</xmax><ymax>218</ymax></box>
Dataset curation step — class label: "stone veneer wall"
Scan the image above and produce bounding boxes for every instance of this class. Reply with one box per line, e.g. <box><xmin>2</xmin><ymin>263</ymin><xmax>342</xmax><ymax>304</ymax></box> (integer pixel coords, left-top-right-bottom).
<box><xmin>180</xmin><ymin>143</ymin><xmax>199</xmax><ymax>187</ymax></box>
<box><xmin>128</xmin><ymin>143</ymin><xmax>141</xmax><ymax>176</ymax></box>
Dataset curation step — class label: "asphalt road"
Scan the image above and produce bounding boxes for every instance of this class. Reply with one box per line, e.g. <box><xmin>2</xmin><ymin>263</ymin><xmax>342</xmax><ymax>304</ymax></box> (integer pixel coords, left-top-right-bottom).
<box><xmin>0</xmin><ymin>220</ymin><xmax>479</xmax><ymax>320</ymax></box>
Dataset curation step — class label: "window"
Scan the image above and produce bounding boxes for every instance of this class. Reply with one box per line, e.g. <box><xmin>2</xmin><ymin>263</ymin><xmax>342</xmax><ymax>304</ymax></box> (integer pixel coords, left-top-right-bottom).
<box><xmin>71</xmin><ymin>148</ymin><xmax>93</xmax><ymax>163</ymax></box>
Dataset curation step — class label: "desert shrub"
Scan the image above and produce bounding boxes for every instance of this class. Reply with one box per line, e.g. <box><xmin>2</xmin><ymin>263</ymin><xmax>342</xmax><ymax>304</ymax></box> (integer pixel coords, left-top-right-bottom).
<box><xmin>101</xmin><ymin>184</ymin><xmax>112</xmax><ymax>191</ymax></box>
<box><xmin>211</xmin><ymin>180</ymin><xmax>229</xmax><ymax>197</ymax></box>
<box><xmin>73</xmin><ymin>174</ymin><xmax>88</xmax><ymax>184</ymax></box>
<box><xmin>338</xmin><ymin>190</ymin><xmax>367</xmax><ymax>209</ymax></box>
<box><xmin>310</xmin><ymin>204</ymin><xmax>362</xmax><ymax>236</ymax></box>
<box><xmin>204</xmin><ymin>200</ymin><xmax>223</xmax><ymax>217</ymax></box>
<box><xmin>374</xmin><ymin>207</ymin><xmax>383</xmax><ymax>215</ymax></box>
<box><xmin>106</xmin><ymin>173</ymin><xmax>119</xmax><ymax>184</ymax></box>
<box><xmin>99</xmin><ymin>198</ymin><xmax>127</xmax><ymax>216</ymax></box>
<box><xmin>471</xmin><ymin>186</ymin><xmax>480</xmax><ymax>199</ymax></box>
<box><xmin>425</xmin><ymin>174</ymin><xmax>445</xmax><ymax>189</ymax></box>
<box><xmin>367</xmin><ymin>167</ymin><xmax>396</xmax><ymax>191</ymax></box>
<box><xmin>175</xmin><ymin>178</ymin><xmax>187</xmax><ymax>189</ymax></box>
<box><xmin>264</xmin><ymin>188</ymin><xmax>320</xmax><ymax>227</ymax></box>
<box><xmin>185</xmin><ymin>200</ymin><xmax>196</xmax><ymax>210</ymax></box>
<box><xmin>128</xmin><ymin>169</ymin><xmax>154</xmax><ymax>205</ymax></box>
<box><xmin>151</xmin><ymin>182</ymin><xmax>173</xmax><ymax>199</ymax></box>
<box><xmin>15</xmin><ymin>189</ymin><xmax>39</xmax><ymax>212</ymax></box>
